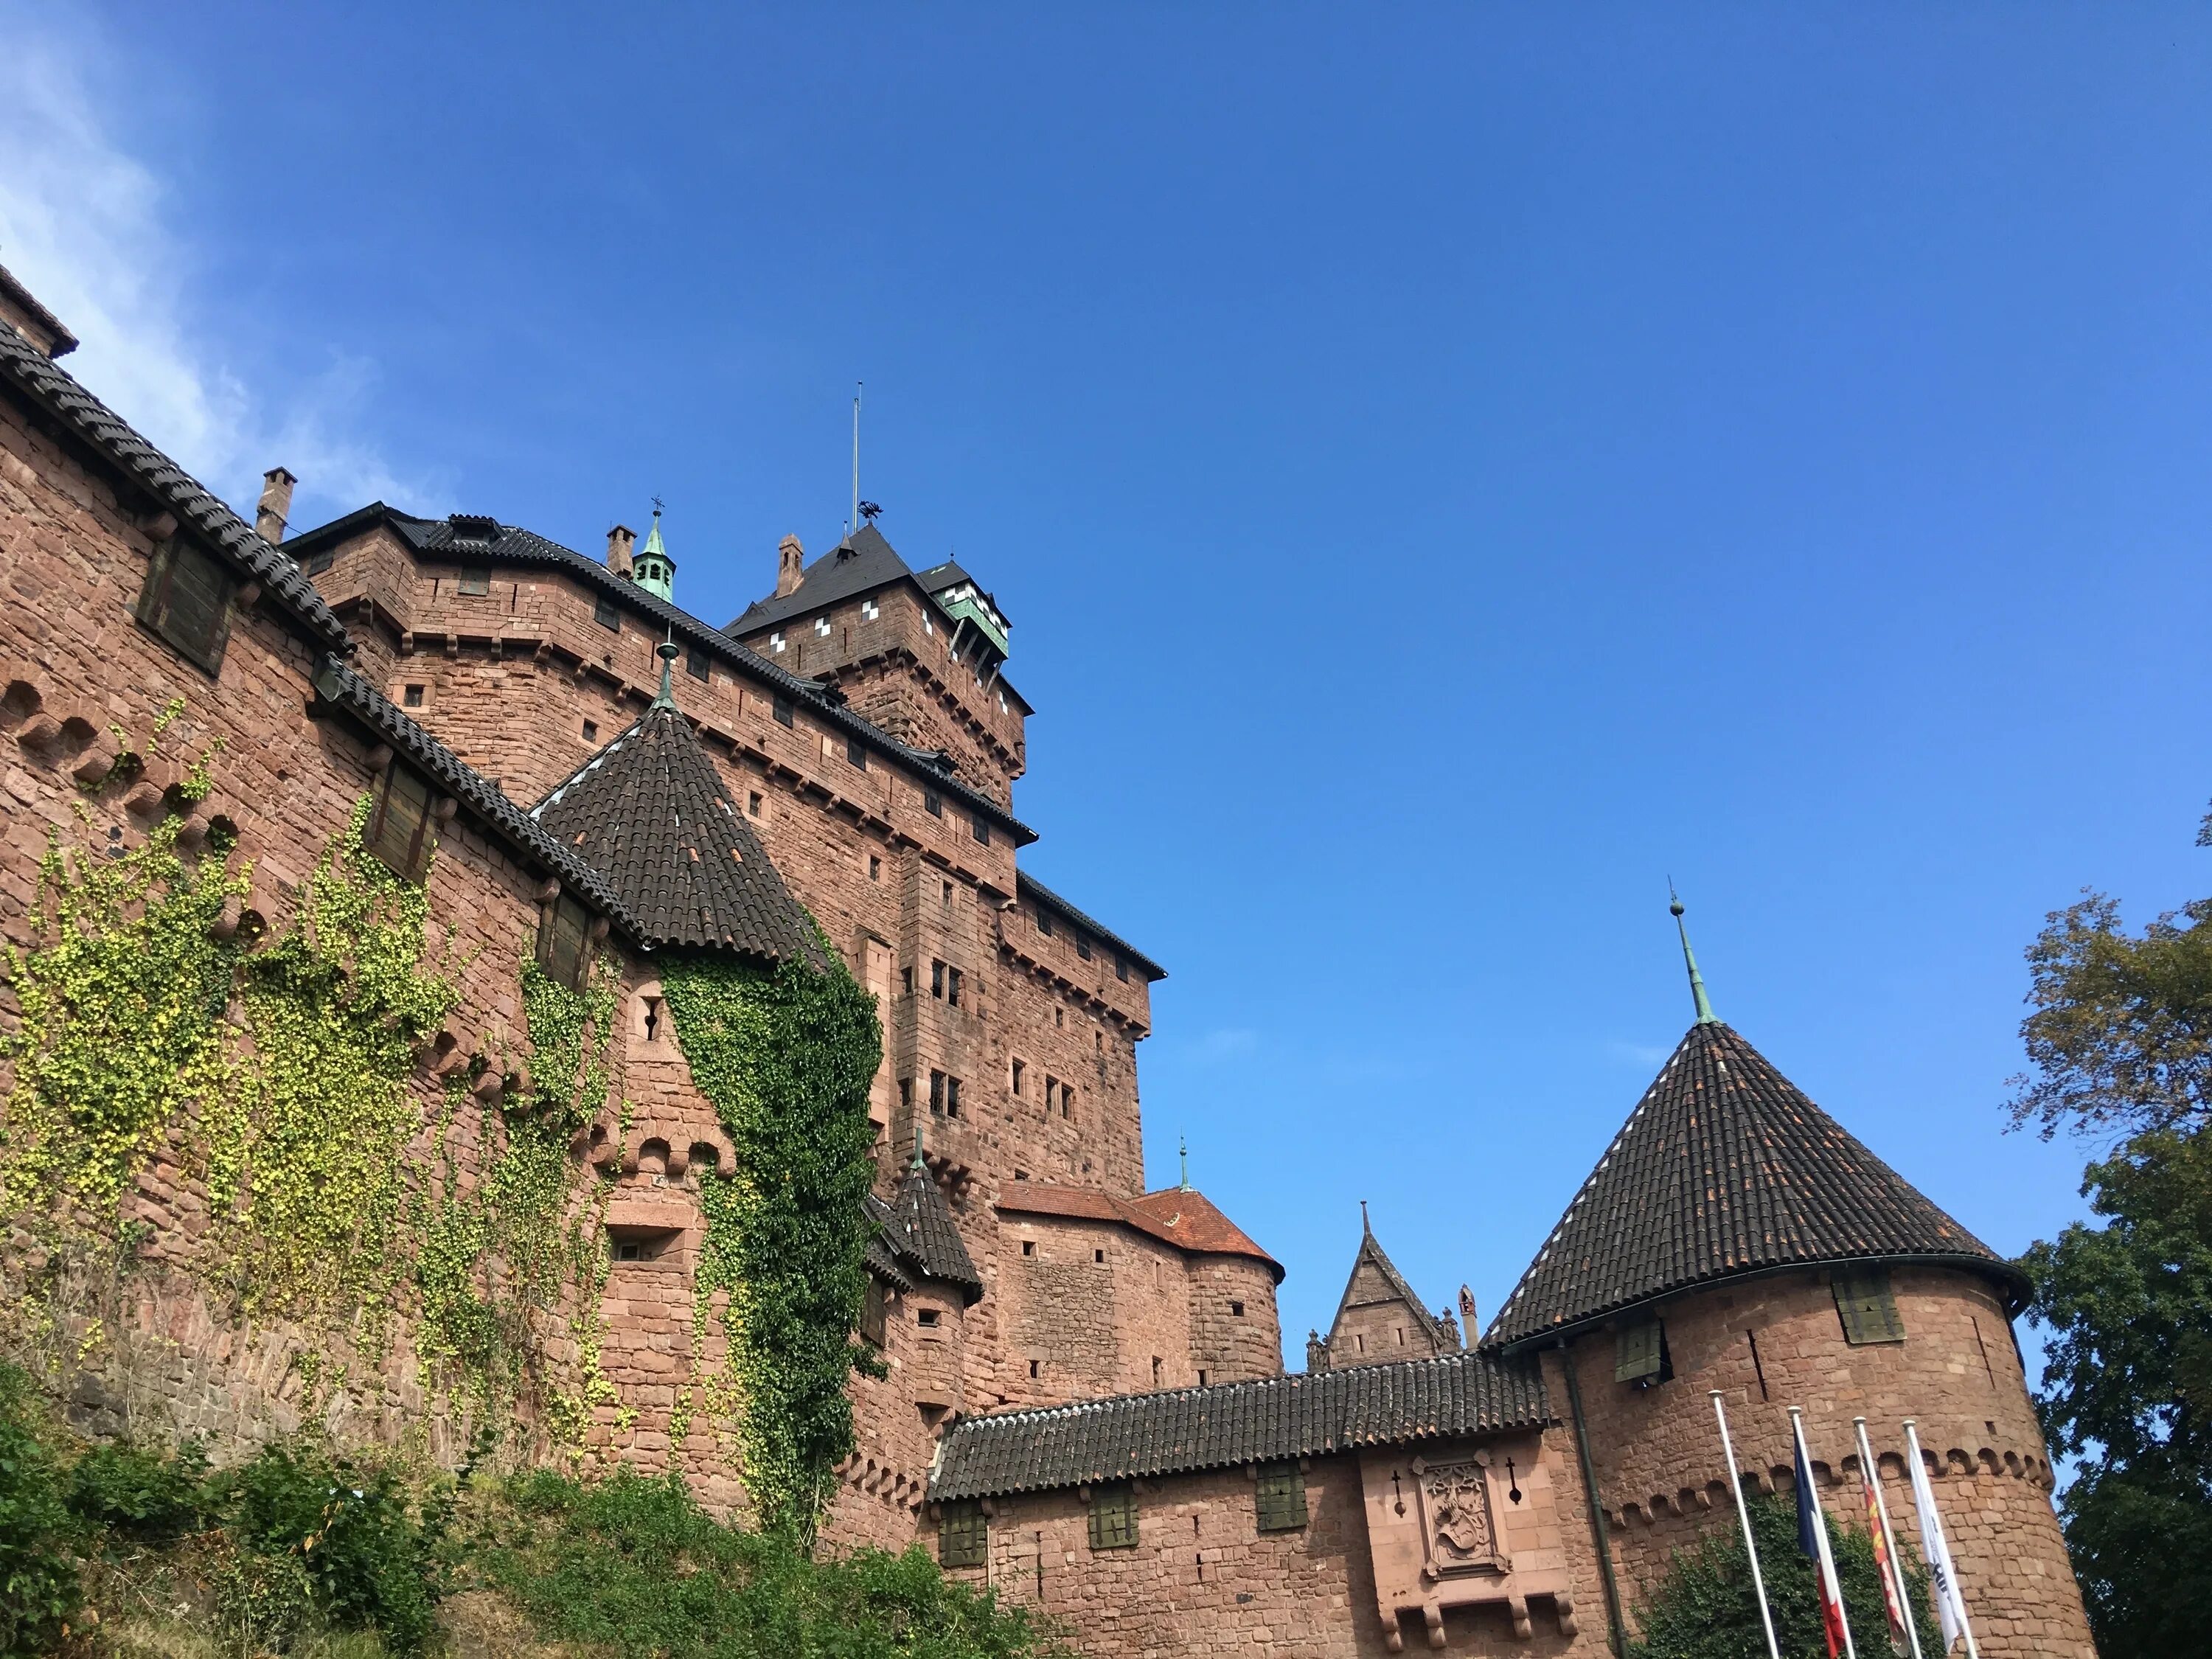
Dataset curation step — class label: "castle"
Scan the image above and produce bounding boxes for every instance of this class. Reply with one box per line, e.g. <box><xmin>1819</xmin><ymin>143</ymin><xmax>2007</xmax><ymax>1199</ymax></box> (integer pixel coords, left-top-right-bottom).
<box><xmin>0</xmin><ymin>265</ymin><xmax>2096</xmax><ymax>1655</ymax></box>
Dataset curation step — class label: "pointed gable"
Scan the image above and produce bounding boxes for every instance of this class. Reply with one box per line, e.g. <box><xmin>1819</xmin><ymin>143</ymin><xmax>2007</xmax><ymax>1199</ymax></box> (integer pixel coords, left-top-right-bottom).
<box><xmin>1325</xmin><ymin>1219</ymin><xmax>1457</xmax><ymax>1367</ymax></box>
<box><xmin>874</xmin><ymin>1158</ymin><xmax>982</xmax><ymax>1304</ymax></box>
<box><xmin>1486</xmin><ymin>1020</ymin><xmax>2028</xmax><ymax>1349</ymax></box>
<box><xmin>529</xmin><ymin>703</ymin><xmax>823</xmax><ymax>965</ymax></box>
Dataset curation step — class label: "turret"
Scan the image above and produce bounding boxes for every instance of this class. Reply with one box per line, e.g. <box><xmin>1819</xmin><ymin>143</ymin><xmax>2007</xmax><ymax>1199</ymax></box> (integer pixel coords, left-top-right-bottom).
<box><xmin>632</xmin><ymin>507</ymin><xmax>675</xmax><ymax>602</ymax></box>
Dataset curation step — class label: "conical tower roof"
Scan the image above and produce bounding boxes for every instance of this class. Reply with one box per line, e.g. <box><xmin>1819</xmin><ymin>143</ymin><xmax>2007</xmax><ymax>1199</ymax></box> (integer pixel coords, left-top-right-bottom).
<box><xmin>1486</xmin><ymin>1020</ymin><xmax>2026</xmax><ymax>1349</ymax></box>
<box><xmin>529</xmin><ymin>677</ymin><xmax>823</xmax><ymax>965</ymax></box>
<box><xmin>872</xmin><ymin>1136</ymin><xmax>981</xmax><ymax>1303</ymax></box>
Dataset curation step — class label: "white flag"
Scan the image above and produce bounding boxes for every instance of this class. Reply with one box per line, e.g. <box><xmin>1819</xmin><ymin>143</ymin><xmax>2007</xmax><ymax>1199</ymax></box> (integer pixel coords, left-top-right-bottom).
<box><xmin>1902</xmin><ymin>1423</ymin><xmax>1975</xmax><ymax>1655</ymax></box>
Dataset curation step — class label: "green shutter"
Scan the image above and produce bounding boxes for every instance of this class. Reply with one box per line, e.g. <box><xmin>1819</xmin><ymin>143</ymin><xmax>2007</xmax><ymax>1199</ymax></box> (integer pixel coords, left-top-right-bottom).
<box><xmin>1615</xmin><ymin>1319</ymin><xmax>1665</xmax><ymax>1382</ymax></box>
<box><xmin>939</xmin><ymin>1500</ymin><xmax>987</xmax><ymax>1568</ymax></box>
<box><xmin>1088</xmin><ymin>1483</ymin><xmax>1138</xmax><ymax>1550</ymax></box>
<box><xmin>1255</xmin><ymin>1463</ymin><xmax>1308</xmax><ymax>1532</ymax></box>
<box><xmin>1834</xmin><ymin>1268</ymin><xmax>1905</xmax><ymax>1345</ymax></box>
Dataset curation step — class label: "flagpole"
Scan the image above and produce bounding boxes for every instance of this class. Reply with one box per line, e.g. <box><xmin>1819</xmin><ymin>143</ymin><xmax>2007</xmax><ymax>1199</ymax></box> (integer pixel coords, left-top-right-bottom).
<box><xmin>1711</xmin><ymin>1391</ymin><xmax>1784</xmax><ymax>1659</ymax></box>
<box><xmin>1791</xmin><ymin>1408</ymin><xmax>1859</xmax><ymax>1659</ymax></box>
<box><xmin>1854</xmin><ymin>1416</ymin><xmax>1922</xmax><ymax>1659</ymax></box>
<box><xmin>1902</xmin><ymin>1419</ymin><xmax>1980</xmax><ymax>1659</ymax></box>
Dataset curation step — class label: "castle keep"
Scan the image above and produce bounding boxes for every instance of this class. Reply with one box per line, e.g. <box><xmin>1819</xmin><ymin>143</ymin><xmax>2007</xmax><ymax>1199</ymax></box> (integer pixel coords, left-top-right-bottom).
<box><xmin>0</xmin><ymin>266</ymin><xmax>2096</xmax><ymax>1654</ymax></box>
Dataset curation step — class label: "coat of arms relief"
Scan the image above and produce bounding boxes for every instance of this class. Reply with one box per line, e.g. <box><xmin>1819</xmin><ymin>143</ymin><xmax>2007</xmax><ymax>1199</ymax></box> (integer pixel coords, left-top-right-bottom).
<box><xmin>1412</xmin><ymin>1455</ymin><xmax>1507</xmax><ymax>1581</ymax></box>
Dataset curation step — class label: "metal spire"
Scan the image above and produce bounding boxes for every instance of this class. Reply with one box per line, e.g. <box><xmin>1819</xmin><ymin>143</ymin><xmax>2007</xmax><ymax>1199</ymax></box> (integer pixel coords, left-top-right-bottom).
<box><xmin>651</xmin><ymin>629</ymin><xmax>679</xmax><ymax>710</ymax></box>
<box><xmin>1360</xmin><ymin>1198</ymin><xmax>1371</xmax><ymax>1236</ymax></box>
<box><xmin>911</xmin><ymin>1120</ymin><xmax>927</xmax><ymax>1172</ymax></box>
<box><xmin>1669</xmin><ymin>881</ymin><xmax>1719</xmax><ymax>1026</ymax></box>
<box><xmin>850</xmin><ymin>381</ymin><xmax>863</xmax><ymax>545</ymax></box>
<box><xmin>1178</xmin><ymin>1135</ymin><xmax>1190</xmax><ymax>1191</ymax></box>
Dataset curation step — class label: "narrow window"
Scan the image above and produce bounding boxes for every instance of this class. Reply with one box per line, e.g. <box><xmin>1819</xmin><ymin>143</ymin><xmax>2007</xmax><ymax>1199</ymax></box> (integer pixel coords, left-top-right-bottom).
<box><xmin>899</xmin><ymin>1077</ymin><xmax>913</xmax><ymax>1109</ymax></box>
<box><xmin>947</xmin><ymin>967</ymin><xmax>962</xmax><ymax>1009</ymax></box>
<box><xmin>846</xmin><ymin>735</ymin><xmax>867</xmax><ymax>769</ymax></box>
<box><xmin>1061</xmin><ymin>1083</ymin><xmax>1074</xmax><ymax>1120</ymax></box>
<box><xmin>924</xmin><ymin>789</ymin><xmax>942</xmax><ymax>817</ymax></box>
<box><xmin>942</xmin><ymin>880</ymin><xmax>953</xmax><ymax>906</ymax></box>
<box><xmin>686</xmin><ymin>645</ymin><xmax>711</xmax><ymax>681</ymax></box>
<box><xmin>1198</xmin><ymin>1369</ymin><xmax>1208</xmax><ymax>1386</ymax></box>
<box><xmin>642</xmin><ymin>996</ymin><xmax>662</xmax><ymax>1043</ymax></box>
<box><xmin>1255</xmin><ymin>1464</ymin><xmax>1309</xmax><ymax>1532</ymax></box>
<box><xmin>932</xmin><ymin>960</ymin><xmax>946</xmax><ymax>998</ymax></box>
<box><xmin>917</xmin><ymin>1307</ymin><xmax>941</xmax><ymax>1329</ymax></box>
<box><xmin>1044</xmin><ymin>1075</ymin><xmax>1058</xmax><ymax>1113</ymax></box>
<box><xmin>929</xmin><ymin>1071</ymin><xmax>945</xmax><ymax>1113</ymax></box>
<box><xmin>535</xmin><ymin>891</ymin><xmax>595</xmax><ymax>991</ymax></box>
<box><xmin>613</xmin><ymin>1238</ymin><xmax>646</xmax><ymax>1262</ymax></box>
<box><xmin>364</xmin><ymin>760</ymin><xmax>438</xmax><ymax>881</ymax></box>
<box><xmin>403</xmin><ymin>684</ymin><xmax>425</xmax><ymax>708</ymax></box>
<box><xmin>939</xmin><ymin>1500</ymin><xmax>987</xmax><ymax>1568</ymax></box>
<box><xmin>135</xmin><ymin>536</ymin><xmax>237</xmax><ymax>673</ymax></box>
<box><xmin>1029</xmin><ymin>1358</ymin><xmax>1040</xmax><ymax>1378</ymax></box>
<box><xmin>304</xmin><ymin>546</ymin><xmax>336</xmax><ymax>576</ymax></box>
<box><xmin>1834</xmin><ymin>1267</ymin><xmax>1906</xmax><ymax>1346</ymax></box>
<box><xmin>1151</xmin><ymin>1357</ymin><xmax>1164</xmax><ymax>1386</ymax></box>
<box><xmin>945</xmin><ymin>1076</ymin><xmax>961</xmax><ymax>1119</ymax></box>
<box><xmin>583</xmin><ymin>720</ymin><xmax>599</xmax><ymax>743</ymax></box>
<box><xmin>1615</xmin><ymin>1318</ymin><xmax>1672</xmax><ymax>1385</ymax></box>
<box><xmin>456</xmin><ymin>568</ymin><xmax>490</xmax><ymax>595</ymax></box>
<box><xmin>1037</xmin><ymin>909</ymin><xmax>1054</xmax><ymax>937</ymax></box>
<box><xmin>972</xmin><ymin>814</ymin><xmax>990</xmax><ymax>846</ymax></box>
<box><xmin>1115</xmin><ymin>956</ymin><xmax>1129</xmax><ymax>983</ymax></box>
<box><xmin>860</xmin><ymin>1277</ymin><xmax>888</xmax><ymax>1347</ymax></box>
<box><xmin>1093</xmin><ymin>1248</ymin><xmax>1105</xmax><ymax>1265</ymax></box>
<box><xmin>594</xmin><ymin>594</ymin><xmax>620</xmax><ymax>631</ymax></box>
<box><xmin>772</xmin><ymin>694</ymin><xmax>794</xmax><ymax>727</ymax></box>
<box><xmin>1011</xmin><ymin>1059</ymin><xmax>1025</xmax><ymax>1095</ymax></box>
<box><xmin>1230</xmin><ymin>1301</ymin><xmax>1245</xmax><ymax>1318</ymax></box>
<box><xmin>748</xmin><ymin>790</ymin><xmax>762</xmax><ymax>815</ymax></box>
<box><xmin>1021</xmin><ymin>1240</ymin><xmax>1036</xmax><ymax>1257</ymax></box>
<box><xmin>1089</xmin><ymin>1484</ymin><xmax>1137</xmax><ymax>1551</ymax></box>
<box><xmin>1077</xmin><ymin>935</ymin><xmax>1093</xmax><ymax>961</ymax></box>
<box><xmin>868</xmin><ymin>855</ymin><xmax>882</xmax><ymax>882</ymax></box>
<box><xmin>901</xmin><ymin>966</ymin><xmax>914</xmax><ymax>995</ymax></box>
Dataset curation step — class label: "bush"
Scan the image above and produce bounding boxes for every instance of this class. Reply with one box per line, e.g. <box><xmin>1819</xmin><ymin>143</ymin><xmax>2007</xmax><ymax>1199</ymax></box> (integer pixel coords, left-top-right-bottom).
<box><xmin>66</xmin><ymin>1437</ymin><xmax>209</xmax><ymax>1545</ymax></box>
<box><xmin>0</xmin><ymin>1363</ymin><xmax>80</xmax><ymax>1654</ymax></box>
<box><xmin>1628</xmin><ymin>1491</ymin><xmax>1943</xmax><ymax>1659</ymax></box>
<box><xmin>210</xmin><ymin>1441</ymin><xmax>451</xmax><ymax>1656</ymax></box>
<box><xmin>484</xmin><ymin>1467</ymin><xmax>1065</xmax><ymax>1659</ymax></box>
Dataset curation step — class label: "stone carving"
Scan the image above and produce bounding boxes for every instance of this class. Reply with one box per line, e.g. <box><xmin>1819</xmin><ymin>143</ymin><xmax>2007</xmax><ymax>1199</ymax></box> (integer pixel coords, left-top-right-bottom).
<box><xmin>1415</xmin><ymin>1457</ymin><xmax>1504</xmax><ymax>1579</ymax></box>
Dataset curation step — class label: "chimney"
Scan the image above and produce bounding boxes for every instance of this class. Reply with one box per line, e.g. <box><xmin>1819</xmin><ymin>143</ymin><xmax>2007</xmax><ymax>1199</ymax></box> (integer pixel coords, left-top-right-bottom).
<box><xmin>254</xmin><ymin>467</ymin><xmax>296</xmax><ymax>543</ymax></box>
<box><xmin>606</xmin><ymin>524</ymin><xmax>636</xmax><ymax>577</ymax></box>
<box><xmin>776</xmin><ymin>534</ymin><xmax>805</xmax><ymax>598</ymax></box>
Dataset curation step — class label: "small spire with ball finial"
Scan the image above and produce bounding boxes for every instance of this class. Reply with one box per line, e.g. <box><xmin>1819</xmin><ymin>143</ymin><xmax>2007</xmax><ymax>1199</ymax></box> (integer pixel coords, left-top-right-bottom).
<box><xmin>1669</xmin><ymin>880</ymin><xmax>1719</xmax><ymax>1026</ymax></box>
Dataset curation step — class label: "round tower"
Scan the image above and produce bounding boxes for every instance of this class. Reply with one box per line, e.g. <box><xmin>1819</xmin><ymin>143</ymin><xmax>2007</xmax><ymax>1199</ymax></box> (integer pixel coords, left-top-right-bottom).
<box><xmin>1484</xmin><ymin>905</ymin><xmax>2095</xmax><ymax>1658</ymax></box>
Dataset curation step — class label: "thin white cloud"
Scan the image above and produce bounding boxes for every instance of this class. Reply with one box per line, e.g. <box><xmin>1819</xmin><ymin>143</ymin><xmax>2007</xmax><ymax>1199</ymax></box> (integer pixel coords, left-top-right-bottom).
<box><xmin>0</xmin><ymin>17</ymin><xmax>430</xmax><ymax>522</ymax></box>
<box><xmin>1607</xmin><ymin>1039</ymin><xmax>1672</xmax><ymax>1068</ymax></box>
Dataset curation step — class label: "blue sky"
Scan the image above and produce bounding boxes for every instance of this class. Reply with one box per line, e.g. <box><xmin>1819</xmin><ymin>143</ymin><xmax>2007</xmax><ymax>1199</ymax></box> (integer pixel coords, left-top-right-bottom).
<box><xmin>6</xmin><ymin>4</ymin><xmax>2209</xmax><ymax>1368</ymax></box>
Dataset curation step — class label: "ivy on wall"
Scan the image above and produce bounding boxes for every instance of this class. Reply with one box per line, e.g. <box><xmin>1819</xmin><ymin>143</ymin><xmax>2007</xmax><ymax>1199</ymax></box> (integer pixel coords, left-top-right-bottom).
<box><xmin>661</xmin><ymin>942</ymin><xmax>881</xmax><ymax>1540</ymax></box>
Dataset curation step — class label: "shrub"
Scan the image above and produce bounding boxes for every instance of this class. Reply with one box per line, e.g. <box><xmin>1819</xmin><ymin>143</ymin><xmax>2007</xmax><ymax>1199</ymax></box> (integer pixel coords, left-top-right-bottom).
<box><xmin>66</xmin><ymin>1437</ymin><xmax>209</xmax><ymax>1545</ymax></box>
<box><xmin>0</xmin><ymin>1363</ymin><xmax>80</xmax><ymax>1654</ymax></box>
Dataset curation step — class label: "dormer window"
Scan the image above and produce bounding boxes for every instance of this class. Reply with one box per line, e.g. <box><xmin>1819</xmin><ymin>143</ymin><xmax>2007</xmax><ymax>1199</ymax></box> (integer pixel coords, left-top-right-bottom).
<box><xmin>365</xmin><ymin>759</ymin><xmax>438</xmax><ymax>882</ymax></box>
<box><xmin>135</xmin><ymin>535</ymin><xmax>237</xmax><ymax>675</ymax></box>
<box><xmin>770</xmin><ymin>631</ymin><xmax>786</xmax><ymax>653</ymax></box>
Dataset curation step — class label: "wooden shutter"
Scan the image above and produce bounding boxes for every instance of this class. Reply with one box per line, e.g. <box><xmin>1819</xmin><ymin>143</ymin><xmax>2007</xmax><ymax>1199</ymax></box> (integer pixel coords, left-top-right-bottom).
<box><xmin>136</xmin><ymin>537</ymin><xmax>236</xmax><ymax>673</ymax></box>
<box><xmin>939</xmin><ymin>1500</ymin><xmax>987</xmax><ymax>1567</ymax></box>
<box><xmin>1088</xmin><ymin>1484</ymin><xmax>1138</xmax><ymax>1550</ymax></box>
<box><xmin>1615</xmin><ymin>1319</ymin><xmax>1665</xmax><ymax>1382</ymax></box>
<box><xmin>1255</xmin><ymin>1464</ymin><xmax>1309</xmax><ymax>1532</ymax></box>
<box><xmin>1834</xmin><ymin>1268</ymin><xmax>1906</xmax><ymax>1345</ymax></box>
<box><xmin>366</xmin><ymin>762</ymin><xmax>437</xmax><ymax>881</ymax></box>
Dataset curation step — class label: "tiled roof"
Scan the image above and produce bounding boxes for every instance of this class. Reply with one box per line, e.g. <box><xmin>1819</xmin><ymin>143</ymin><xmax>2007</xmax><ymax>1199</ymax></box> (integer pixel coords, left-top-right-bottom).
<box><xmin>0</xmin><ymin>319</ymin><xmax>346</xmax><ymax>650</ymax></box>
<box><xmin>728</xmin><ymin>524</ymin><xmax>914</xmax><ymax>633</ymax></box>
<box><xmin>1016</xmin><ymin>873</ymin><xmax>1167</xmax><ymax>983</ymax></box>
<box><xmin>310</xmin><ymin>657</ymin><xmax>636</xmax><ymax>930</ymax></box>
<box><xmin>860</xmin><ymin>1213</ymin><xmax>916</xmax><ymax>1293</ymax></box>
<box><xmin>929</xmin><ymin>1349</ymin><xmax>1551</xmax><ymax>1501</ymax></box>
<box><xmin>1486</xmin><ymin>1020</ymin><xmax>2029</xmax><ymax>1349</ymax></box>
<box><xmin>282</xmin><ymin>507</ymin><xmax>1035</xmax><ymax>846</ymax></box>
<box><xmin>0</xmin><ymin>264</ymin><xmax>79</xmax><ymax>357</ymax></box>
<box><xmin>998</xmin><ymin>1183</ymin><xmax>1281</xmax><ymax>1282</ymax></box>
<box><xmin>529</xmin><ymin>696</ymin><xmax>824</xmax><ymax>966</ymax></box>
<box><xmin>882</xmin><ymin>1159</ymin><xmax>983</xmax><ymax>1302</ymax></box>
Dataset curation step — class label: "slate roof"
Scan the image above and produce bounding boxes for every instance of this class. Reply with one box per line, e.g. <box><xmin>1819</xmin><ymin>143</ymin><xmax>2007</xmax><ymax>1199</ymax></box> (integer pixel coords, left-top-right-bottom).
<box><xmin>282</xmin><ymin>507</ymin><xmax>1035</xmax><ymax>846</ymax></box>
<box><xmin>929</xmin><ymin>1349</ymin><xmax>1551</xmax><ymax>1502</ymax></box>
<box><xmin>878</xmin><ymin>1158</ymin><xmax>983</xmax><ymax>1303</ymax></box>
<box><xmin>529</xmin><ymin>696</ymin><xmax>824</xmax><ymax>966</ymax></box>
<box><xmin>997</xmin><ymin>1183</ymin><xmax>1282</xmax><ymax>1281</ymax></box>
<box><xmin>728</xmin><ymin>525</ymin><xmax>914</xmax><ymax>633</ymax></box>
<box><xmin>1018</xmin><ymin>873</ymin><xmax>1167</xmax><ymax>983</ymax></box>
<box><xmin>1486</xmin><ymin>1020</ymin><xmax>2030</xmax><ymax>1349</ymax></box>
<box><xmin>0</xmin><ymin>319</ymin><xmax>347</xmax><ymax>650</ymax></box>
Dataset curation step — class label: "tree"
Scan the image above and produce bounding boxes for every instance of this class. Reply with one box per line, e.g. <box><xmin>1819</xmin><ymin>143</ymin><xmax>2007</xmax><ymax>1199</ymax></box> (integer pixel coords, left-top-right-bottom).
<box><xmin>2008</xmin><ymin>886</ymin><xmax>2212</xmax><ymax>1656</ymax></box>
<box><xmin>1627</xmin><ymin>1491</ymin><xmax>1940</xmax><ymax>1658</ymax></box>
<box><xmin>2017</xmin><ymin>1129</ymin><xmax>2212</xmax><ymax>1658</ymax></box>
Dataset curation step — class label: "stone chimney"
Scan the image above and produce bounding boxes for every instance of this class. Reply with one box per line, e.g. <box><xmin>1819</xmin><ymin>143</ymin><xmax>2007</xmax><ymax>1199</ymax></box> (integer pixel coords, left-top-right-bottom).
<box><xmin>606</xmin><ymin>525</ymin><xmax>636</xmax><ymax>578</ymax></box>
<box><xmin>254</xmin><ymin>467</ymin><xmax>296</xmax><ymax>543</ymax></box>
<box><xmin>776</xmin><ymin>534</ymin><xmax>805</xmax><ymax>598</ymax></box>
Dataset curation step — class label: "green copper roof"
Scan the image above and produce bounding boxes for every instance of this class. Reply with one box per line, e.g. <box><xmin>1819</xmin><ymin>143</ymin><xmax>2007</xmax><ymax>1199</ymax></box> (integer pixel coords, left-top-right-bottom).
<box><xmin>634</xmin><ymin>509</ymin><xmax>675</xmax><ymax>602</ymax></box>
<box><xmin>1669</xmin><ymin>887</ymin><xmax>1718</xmax><ymax>1026</ymax></box>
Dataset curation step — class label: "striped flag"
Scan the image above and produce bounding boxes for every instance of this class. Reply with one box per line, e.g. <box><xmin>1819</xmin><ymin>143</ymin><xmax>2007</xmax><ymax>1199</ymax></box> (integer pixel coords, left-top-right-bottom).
<box><xmin>1853</xmin><ymin>1418</ymin><xmax>1917</xmax><ymax>1656</ymax></box>
<box><xmin>1792</xmin><ymin>1410</ymin><xmax>1856</xmax><ymax>1659</ymax></box>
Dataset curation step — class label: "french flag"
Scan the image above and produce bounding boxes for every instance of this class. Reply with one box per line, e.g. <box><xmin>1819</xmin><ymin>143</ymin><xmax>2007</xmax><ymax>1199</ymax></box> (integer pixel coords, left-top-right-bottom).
<box><xmin>1792</xmin><ymin>1411</ymin><xmax>1856</xmax><ymax>1659</ymax></box>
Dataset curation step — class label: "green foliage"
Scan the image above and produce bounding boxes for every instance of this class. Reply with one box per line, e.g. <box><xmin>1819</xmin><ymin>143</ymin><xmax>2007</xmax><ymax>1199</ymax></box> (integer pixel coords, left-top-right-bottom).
<box><xmin>1627</xmin><ymin>1492</ymin><xmax>1940</xmax><ymax>1659</ymax></box>
<box><xmin>0</xmin><ymin>1365</ymin><xmax>80</xmax><ymax>1653</ymax></box>
<box><xmin>2019</xmin><ymin>1127</ymin><xmax>2212</xmax><ymax>1658</ymax></box>
<box><xmin>484</xmin><ymin>1467</ymin><xmax>1064</xmax><ymax>1659</ymax></box>
<box><xmin>661</xmin><ymin>946</ymin><xmax>882</xmax><ymax>1540</ymax></box>
<box><xmin>2006</xmin><ymin>891</ymin><xmax>2212</xmax><ymax>1140</ymax></box>
<box><xmin>66</xmin><ymin>1437</ymin><xmax>209</xmax><ymax>1545</ymax></box>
